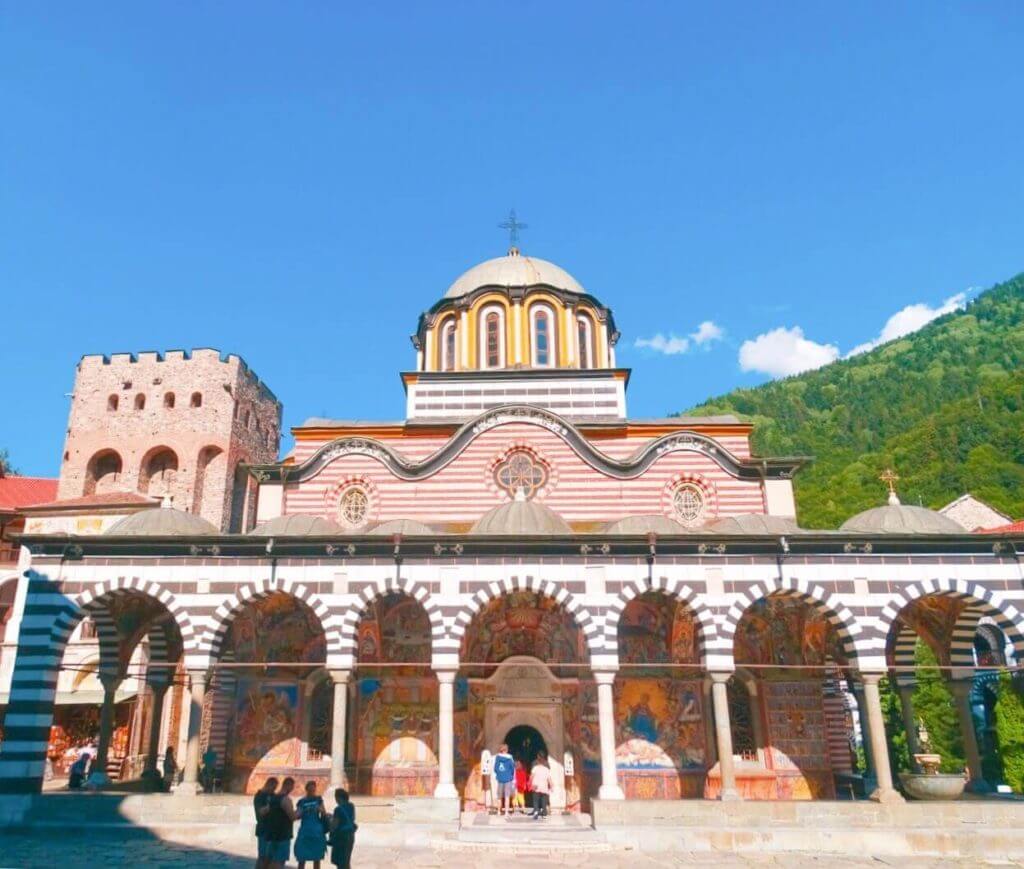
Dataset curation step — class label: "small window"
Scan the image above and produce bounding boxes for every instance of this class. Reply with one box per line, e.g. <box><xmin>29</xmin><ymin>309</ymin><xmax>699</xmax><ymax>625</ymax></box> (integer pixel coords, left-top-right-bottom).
<box><xmin>164</xmin><ymin>392</ymin><xmax>175</xmax><ymax>409</ymax></box>
<box><xmin>441</xmin><ymin>320</ymin><xmax>456</xmax><ymax>371</ymax></box>
<box><xmin>107</xmin><ymin>394</ymin><xmax>119</xmax><ymax>412</ymax></box>
<box><xmin>535</xmin><ymin>310</ymin><xmax>551</xmax><ymax>366</ymax></box>
<box><xmin>243</xmin><ymin>409</ymin><xmax>251</xmax><ymax>428</ymax></box>
<box><xmin>672</xmin><ymin>483</ymin><xmax>706</xmax><ymax>526</ymax></box>
<box><xmin>577</xmin><ymin>316</ymin><xmax>594</xmax><ymax>369</ymax></box>
<box><xmin>339</xmin><ymin>486</ymin><xmax>369</xmax><ymax>528</ymax></box>
<box><xmin>485</xmin><ymin>311</ymin><xmax>501</xmax><ymax>368</ymax></box>
<box><xmin>134</xmin><ymin>393</ymin><xmax>146</xmax><ymax>410</ymax></box>
<box><xmin>190</xmin><ymin>392</ymin><xmax>202</xmax><ymax>408</ymax></box>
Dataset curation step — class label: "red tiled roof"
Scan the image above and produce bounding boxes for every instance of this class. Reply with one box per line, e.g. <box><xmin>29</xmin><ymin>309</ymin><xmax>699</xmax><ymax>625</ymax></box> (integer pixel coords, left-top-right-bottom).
<box><xmin>20</xmin><ymin>491</ymin><xmax>158</xmax><ymax>512</ymax></box>
<box><xmin>0</xmin><ymin>476</ymin><xmax>59</xmax><ymax>512</ymax></box>
<box><xmin>979</xmin><ymin>520</ymin><xmax>1024</xmax><ymax>534</ymax></box>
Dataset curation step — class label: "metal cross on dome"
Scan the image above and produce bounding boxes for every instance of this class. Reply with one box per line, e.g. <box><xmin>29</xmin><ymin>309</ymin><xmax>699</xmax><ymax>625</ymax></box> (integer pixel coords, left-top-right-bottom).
<box><xmin>498</xmin><ymin>209</ymin><xmax>527</xmax><ymax>251</ymax></box>
<box><xmin>879</xmin><ymin>468</ymin><xmax>900</xmax><ymax>495</ymax></box>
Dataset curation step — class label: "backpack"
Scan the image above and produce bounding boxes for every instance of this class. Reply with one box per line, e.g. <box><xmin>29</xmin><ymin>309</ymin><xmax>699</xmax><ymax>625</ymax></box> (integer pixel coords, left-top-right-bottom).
<box><xmin>493</xmin><ymin>754</ymin><xmax>514</xmax><ymax>783</ymax></box>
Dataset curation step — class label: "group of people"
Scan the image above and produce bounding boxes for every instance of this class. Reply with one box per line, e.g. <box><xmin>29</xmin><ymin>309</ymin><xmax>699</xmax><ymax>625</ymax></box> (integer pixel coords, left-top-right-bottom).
<box><xmin>491</xmin><ymin>743</ymin><xmax>553</xmax><ymax>819</ymax></box>
<box><xmin>253</xmin><ymin>777</ymin><xmax>357</xmax><ymax>869</ymax></box>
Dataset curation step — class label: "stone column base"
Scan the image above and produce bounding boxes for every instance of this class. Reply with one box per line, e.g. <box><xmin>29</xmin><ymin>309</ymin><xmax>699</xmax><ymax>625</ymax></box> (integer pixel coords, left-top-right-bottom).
<box><xmin>598</xmin><ymin>784</ymin><xmax>625</xmax><ymax>800</ymax></box>
<box><xmin>869</xmin><ymin>787</ymin><xmax>905</xmax><ymax>804</ymax></box>
<box><xmin>174</xmin><ymin>781</ymin><xmax>201</xmax><ymax>797</ymax></box>
<box><xmin>433</xmin><ymin>783</ymin><xmax>458</xmax><ymax>799</ymax></box>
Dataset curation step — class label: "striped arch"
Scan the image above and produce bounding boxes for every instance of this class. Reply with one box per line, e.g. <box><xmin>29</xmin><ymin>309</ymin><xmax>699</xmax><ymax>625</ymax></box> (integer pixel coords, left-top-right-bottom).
<box><xmin>878</xmin><ymin>579</ymin><xmax>1024</xmax><ymax>673</ymax></box>
<box><xmin>56</xmin><ymin>577</ymin><xmax>198</xmax><ymax>679</ymax></box>
<box><xmin>602</xmin><ymin>576</ymin><xmax>718</xmax><ymax>663</ymax></box>
<box><xmin>336</xmin><ymin>576</ymin><xmax>444</xmax><ymax>659</ymax></box>
<box><xmin>715</xmin><ymin>576</ymin><xmax>865</xmax><ymax>666</ymax></box>
<box><xmin>448</xmin><ymin>575</ymin><xmax>603</xmax><ymax>656</ymax></box>
<box><xmin>203</xmin><ymin>577</ymin><xmax>334</xmax><ymax>660</ymax></box>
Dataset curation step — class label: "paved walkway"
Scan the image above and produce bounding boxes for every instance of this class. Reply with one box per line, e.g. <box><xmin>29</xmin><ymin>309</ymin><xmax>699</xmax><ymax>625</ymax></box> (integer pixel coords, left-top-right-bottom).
<box><xmin>1</xmin><ymin>831</ymin><xmax>1022</xmax><ymax>869</ymax></box>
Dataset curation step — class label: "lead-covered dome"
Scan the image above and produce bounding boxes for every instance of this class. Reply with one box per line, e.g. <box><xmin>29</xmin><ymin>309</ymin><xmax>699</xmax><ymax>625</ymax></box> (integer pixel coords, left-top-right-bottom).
<box><xmin>105</xmin><ymin>507</ymin><xmax>218</xmax><ymax>536</ymax></box>
<box><xmin>249</xmin><ymin>514</ymin><xmax>346</xmax><ymax>536</ymax></box>
<box><xmin>470</xmin><ymin>493</ymin><xmax>572</xmax><ymax>536</ymax></box>
<box><xmin>708</xmin><ymin>514</ymin><xmax>804</xmax><ymax>535</ymax></box>
<box><xmin>604</xmin><ymin>514</ymin><xmax>696</xmax><ymax>535</ymax></box>
<box><xmin>840</xmin><ymin>504</ymin><xmax>965</xmax><ymax>534</ymax></box>
<box><xmin>367</xmin><ymin>518</ymin><xmax>439</xmax><ymax>536</ymax></box>
<box><xmin>445</xmin><ymin>251</ymin><xmax>585</xmax><ymax>299</ymax></box>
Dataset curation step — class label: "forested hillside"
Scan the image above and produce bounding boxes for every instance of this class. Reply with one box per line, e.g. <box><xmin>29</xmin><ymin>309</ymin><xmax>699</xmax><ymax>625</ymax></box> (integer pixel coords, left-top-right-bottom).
<box><xmin>681</xmin><ymin>273</ymin><xmax>1024</xmax><ymax>528</ymax></box>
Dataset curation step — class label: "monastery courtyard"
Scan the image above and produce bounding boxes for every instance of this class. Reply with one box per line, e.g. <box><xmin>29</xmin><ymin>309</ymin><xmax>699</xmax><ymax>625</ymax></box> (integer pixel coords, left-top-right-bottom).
<box><xmin>0</xmin><ymin>830</ymin><xmax>1019</xmax><ymax>869</ymax></box>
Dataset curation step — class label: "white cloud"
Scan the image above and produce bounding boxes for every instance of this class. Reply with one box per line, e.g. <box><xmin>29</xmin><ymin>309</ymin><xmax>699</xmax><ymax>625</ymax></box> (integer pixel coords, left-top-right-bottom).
<box><xmin>634</xmin><ymin>333</ymin><xmax>690</xmax><ymax>355</ymax></box>
<box><xmin>739</xmin><ymin>326</ymin><xmax>839</xmax><ymax>378</ymax></box>
<box><xmin>634</xmin><ymin>320</ymin><xmax>724</xmax><ymax>356</ymax></box>
<box><xmin>846</xmin><ymin>293</ymin><xmax>967</xmax><ymax>357</ymax></box>
<box><xmin>690</xmin><ymin>320</ymin><xmax>724</xmax><ymax>347</ymax></box>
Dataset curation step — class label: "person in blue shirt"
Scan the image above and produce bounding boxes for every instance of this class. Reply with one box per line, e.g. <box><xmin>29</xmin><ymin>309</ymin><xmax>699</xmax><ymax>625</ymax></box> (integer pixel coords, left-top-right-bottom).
<box><xmin>492</xmin><ymin>743</ymin><xmax>516</xmax><ymax>817</ymax></box>
<box><xmin>329</xmin><ymin>788</ymin><xmax>356</xmax><ymax>869</ymax></box>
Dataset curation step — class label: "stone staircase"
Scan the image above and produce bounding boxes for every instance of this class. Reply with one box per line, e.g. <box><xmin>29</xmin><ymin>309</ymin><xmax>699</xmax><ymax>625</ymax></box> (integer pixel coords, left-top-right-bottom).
<box><xmin>434</xmin><ymin>811</ymin><xmax>622</xmax><ymax>853</ymax></box>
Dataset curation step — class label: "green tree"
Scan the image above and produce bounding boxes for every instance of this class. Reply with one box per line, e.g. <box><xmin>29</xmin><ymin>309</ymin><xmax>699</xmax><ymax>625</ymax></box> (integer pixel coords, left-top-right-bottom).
<box><xmin>994</xmin><ymin>672</ymin><xmax>1024</xmax><ymax>793</ymax></box>
<box><xmin>0</xmin><ymin>449</ymin><xmax>16</xmax><ymax>477</ymax></box>
<box><xmin>879</xmin><ymin>675</ymin><xmax>910</xmax><ymax>773</ymax></box>
<box><xmin>911</xmin><ymin>641</ymin><xmax>965</xmax><ymax>774</ymax></box>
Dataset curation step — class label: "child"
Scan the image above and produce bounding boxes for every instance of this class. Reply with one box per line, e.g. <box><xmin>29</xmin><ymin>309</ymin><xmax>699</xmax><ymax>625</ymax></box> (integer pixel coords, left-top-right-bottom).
<box><xmin>513</xmin><ymin>760</ymin><xmax>529</xmax><ymax>814</ymax></box>
<box><xmin>329</xmin><ymin>787</ymin><xmax>357</xmax><ymax>869</ymax></box>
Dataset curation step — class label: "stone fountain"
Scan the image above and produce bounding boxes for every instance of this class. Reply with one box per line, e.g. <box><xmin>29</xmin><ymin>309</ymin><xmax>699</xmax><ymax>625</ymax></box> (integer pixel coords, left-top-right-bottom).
<box><xmin>898</xmin><ymin>723</ymin><xmax>966</xmax><ymax>800</ymax></box>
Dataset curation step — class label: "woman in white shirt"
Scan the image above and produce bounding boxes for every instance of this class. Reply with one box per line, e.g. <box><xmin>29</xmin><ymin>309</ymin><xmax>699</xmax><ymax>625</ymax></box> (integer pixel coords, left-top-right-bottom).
<box><xmin>528</xmin><ymin>755</ymin><xmax>553</xmax><ymax>819</ymax></box>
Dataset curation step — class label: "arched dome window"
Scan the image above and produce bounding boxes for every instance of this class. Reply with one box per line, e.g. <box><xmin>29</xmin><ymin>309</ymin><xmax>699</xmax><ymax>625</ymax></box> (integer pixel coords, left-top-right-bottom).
<box><xmin>441</xmin><ymin>319</ymin><xmax>457</xmax><ymax>371</ymax></box>
<box><xmin>478</xmin><ymin>305</ymin><xmax>505</xmax><ymax>369</ymax></box>
<box><xmin>530</xmin><ymin>304</ymin><xmax>557</xmax><ymax>367</ymax></box>
<box><xmin>577</xmin><ymin>314</ymin><xmax>595</xmax><ymax>369</ymax></box>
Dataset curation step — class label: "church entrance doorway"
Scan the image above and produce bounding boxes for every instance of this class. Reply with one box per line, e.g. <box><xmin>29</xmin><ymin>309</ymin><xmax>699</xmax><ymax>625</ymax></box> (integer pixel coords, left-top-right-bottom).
<box><xmin>505</xmin><ymin>724</ymin><xmax>547</xmax><ymax>768</ymax></box>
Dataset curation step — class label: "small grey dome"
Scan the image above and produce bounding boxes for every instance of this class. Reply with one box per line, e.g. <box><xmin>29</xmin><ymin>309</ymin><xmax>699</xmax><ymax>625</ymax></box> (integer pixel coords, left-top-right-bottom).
<box><xmin>708</xmin><ymin>514</ymin><xmax>804</xmax><ymax>535</ymax></box>
<box><xmin>249</xmin><ymin>514</ymin><xmax>346</xmax><ymax>536</ymax></box>
<box><xmin>445</xmin><ymin>251</ymin><xmax>585</xmax><ymax>299</ymax></box>
<box><xmin>840</xmin><ymin>504</ymin><xmax>965</xmax><ymax>534</ymax></box>
<box><xmin>367</xmin><ymin>518</ymin><xmax>439</xmax><ymax>536</ymax></box>
<box><xmin>105</xmin><ymin>507</ymin><xmax>218</xmax><ymax>537</ymax></box>
<box><xmin>470</xmin><ymin>495</ymin><xmax>572</xmax><ymax>536</ymax></box>
<box><xmin>604</xmin><ymin>514</ymin><xmax>695</xmax><ymax>535</ymax></box>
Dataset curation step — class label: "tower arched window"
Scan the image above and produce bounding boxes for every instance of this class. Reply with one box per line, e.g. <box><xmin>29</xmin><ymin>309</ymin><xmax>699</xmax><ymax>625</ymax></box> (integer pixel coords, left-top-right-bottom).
<box><xmin>134</xmin><ymin>393</ymin><xmax>146</xmax><ymax>411</ymax></box>
<box><xmin>441</xmin><ymin>319</ymin><xmax>457</xmax><ymax>371</ymax></box>
<box><xmin>478</xmin><ymin>305</ymin><xmax>505</xmax><ymax>369</ymax></box>
<box><xmin>531</xmin><ymin>305</ymin><xmax>557</xmax><ymax>368</ymax></box>
<box><xmin>84</xmin><ymin>449</ymin><xmax>123</xmax><ymax>496</ymax></box>
<box><xmin>140</xmin><ymin>447</ymin><xmax>178</xmax><ymax>497</ymax></box>
<box><xmin>107</xmin><ymin>395</ymin><xmax>119</xmax><ymax>412</ymax></box>
<box><xmin>190</xmin><ymin>392</ymin><xmax>202</xmax><ymax>408</ymax></box>
<box><xmin>164</xmin><ymin>392</ymin><xmax>175</xmax><ymax>409</ymax></box>
<box><xmin>577</xmin><ymin>315</ymin><xmax>594</xmax><ymax>369</ymax></box>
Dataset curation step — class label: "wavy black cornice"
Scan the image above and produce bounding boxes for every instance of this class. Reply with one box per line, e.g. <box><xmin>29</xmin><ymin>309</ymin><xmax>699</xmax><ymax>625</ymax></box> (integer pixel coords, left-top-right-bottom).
<box><xmin>247</xmin><ymin>404</ymin><xmax>809</xmax><ymax>484</ymax></box>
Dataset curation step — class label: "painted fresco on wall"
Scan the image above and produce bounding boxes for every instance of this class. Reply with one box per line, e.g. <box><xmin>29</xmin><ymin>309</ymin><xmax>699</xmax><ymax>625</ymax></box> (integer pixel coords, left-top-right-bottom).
<box><xmin>230</xmin><ymin>680</ymin><xmax>300</xmax><ymax>767</ymax></box>
<box><xmin>733</xmin><ymin>597</ymin><xmax>844</xmax><ymax>668</ymax></box>
<box><xmin>461</xmin><ymin>591</ymin><xmax>584</xmax><ymax>675</ymax></box>
<box><xmin>227</xmin><ymin>592</ymin><xmax>326</xmax><ymax>670</ymax></box>
<box><xmin>893</xmin><ymin>596</ymin><xmax>965</xmax><ymax>666</ymax></box>
<box><xmin>614</xmin><ymin>678</ymin><xmax>705</xmax><ymax>770</ymax></box>
<box><xmin>618</xmin><ymin>593</ymin><xmax>699</xmax><ymax>669</ymax></box>
<box><xmin>352</xmin><ymin>677</ymin><xmax>438</xmax><ymax>796</ymax></box>
<box><xmin>357</xmin><ymin>593</ymin><xmax>432</xmax><ymax>671</ymax></box>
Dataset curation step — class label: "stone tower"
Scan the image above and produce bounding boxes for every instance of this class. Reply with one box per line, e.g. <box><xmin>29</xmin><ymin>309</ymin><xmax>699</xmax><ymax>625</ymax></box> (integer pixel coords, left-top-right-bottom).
<box><xmin>58</xmin><ymin>349</ymin><xmax>281</xmax><ymax>531</ymax></box>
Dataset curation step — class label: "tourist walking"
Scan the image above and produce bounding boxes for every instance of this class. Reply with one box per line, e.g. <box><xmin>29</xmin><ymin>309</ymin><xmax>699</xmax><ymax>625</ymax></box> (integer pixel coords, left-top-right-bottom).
<box><xmin>294</xmin><ymin>780</ymin><xmax>328</xmax><ymax>869</ymax></box>
<box><xmin>264</xmin><ymin>776</ymin><xmax>298</xmax><ymax>869</ymax></box>
<box><xmin>493</xmin><ymin>742</ymin><xmax>516</xmax><ymax>817</ymax></box>
<box><xmin>253</xmin><ymin>776</ymin><xmax>278</xmax><ymax>869</ymax></box>
<box><xmin>329</xmin><ymin>788</ymin><xmax>357</xmax><ymax>869</ymax></box>
<box><xmin>67</xmin><ymin>748</ymin><xmax>89</xmax><ymax>790</ymax></box>
<box><xmin>529</xmin><ymin>754</ymin><xmax>553</xmax><ymax>819</ymax></box>
<box><xmin>162</xmin><ymin>746</ymin><xmax>177</xmax><ymax>792</ymax></box>
<box><xmin>201</xmin><ymin>746</ymin><xmax>218</xmax><ymax>793</ymax></box>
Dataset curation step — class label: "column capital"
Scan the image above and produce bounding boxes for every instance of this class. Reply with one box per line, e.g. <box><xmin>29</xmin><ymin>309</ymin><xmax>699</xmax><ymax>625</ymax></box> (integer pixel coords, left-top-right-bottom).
<box><xmin>98</xmin><ymin>672</ymin><xmax>122</xmax><ymax>692</ymax></box>
<box><xmin>434</xmin><ymin>669</ymin><xmax>457</xmax><ymax>684</ymax></box>
<box><xmin>593</xmin><ymin>670</ymin><xmax>617</xmax><ymax>686</ymax></box>
<box><xmin>186</xmin><ymin>668</ymin><xmax>212</xmax><ymax>689</ymax></box>
<box><xmin>709</xmin><ymin>671</ymin><xmax>733</xmax><ymax>685</ymax></box>
<box><xmin>947</xmin><ymin>678</ymin><xmax>975</xmax><ymax>699</ymax></box>
<box><xmin>328</xmin><ymin>669</ymin><xmax>351</xmax><ymax>686</ymax></box>
<box><xmin>858</xmin><ymin>671</ymin><xmax>885</xmax><ymax>686</ymax></box>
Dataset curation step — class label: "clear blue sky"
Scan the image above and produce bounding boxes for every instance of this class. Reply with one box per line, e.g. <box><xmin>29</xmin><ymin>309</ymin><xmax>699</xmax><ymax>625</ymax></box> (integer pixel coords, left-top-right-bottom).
<box><xmin>3</xmin><ymin>3</ymin><xmax>1023</xmax><ymax>476</ymax></box>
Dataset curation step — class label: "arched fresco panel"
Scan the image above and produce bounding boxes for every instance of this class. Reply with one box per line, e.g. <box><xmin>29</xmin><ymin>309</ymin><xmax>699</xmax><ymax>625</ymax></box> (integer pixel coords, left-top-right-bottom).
<box><xmin>351</xmin><ymin>593</ymin><xmax>437</xmax><ymax>796</ymax></box>
<box><xmin>614</xmin><ymin>592</ymin><xmax>706</xmax><ymax>799</ymax></box>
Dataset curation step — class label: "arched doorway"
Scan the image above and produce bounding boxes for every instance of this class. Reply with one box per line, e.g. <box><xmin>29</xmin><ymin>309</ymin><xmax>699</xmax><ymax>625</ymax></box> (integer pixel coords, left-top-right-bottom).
<box><xmin>505</xmin><ymin>724</ymin><xmax>547</xmax><ymax>767</ymax></box>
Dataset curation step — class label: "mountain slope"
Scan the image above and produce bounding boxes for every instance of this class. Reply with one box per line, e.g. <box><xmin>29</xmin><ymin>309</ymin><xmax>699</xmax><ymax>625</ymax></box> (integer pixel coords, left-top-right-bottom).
<box><xmin>680</xmin><ymin>273</ymin><xmax>1024</xmax><ymax>528</ymax></box>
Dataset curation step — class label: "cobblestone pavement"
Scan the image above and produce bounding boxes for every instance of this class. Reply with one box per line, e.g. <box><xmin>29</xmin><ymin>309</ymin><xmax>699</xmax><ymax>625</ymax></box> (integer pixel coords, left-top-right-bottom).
<box><xmin>1</xmin><ymin>832</ymin><xmax>1023</xmax><ymax>869</ymax></box>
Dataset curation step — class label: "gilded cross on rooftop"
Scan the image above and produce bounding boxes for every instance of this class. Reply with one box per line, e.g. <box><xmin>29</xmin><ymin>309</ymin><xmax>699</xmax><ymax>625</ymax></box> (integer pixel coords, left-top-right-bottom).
<box><xmin>498</xmin><ymin>209</ymin><xmax>527</xmax><ymax>254</ymax></box>
<box><xmin>879</xmin><ymin>468</ymin><xmax>900</xmax><ymax>495</ymax></box>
